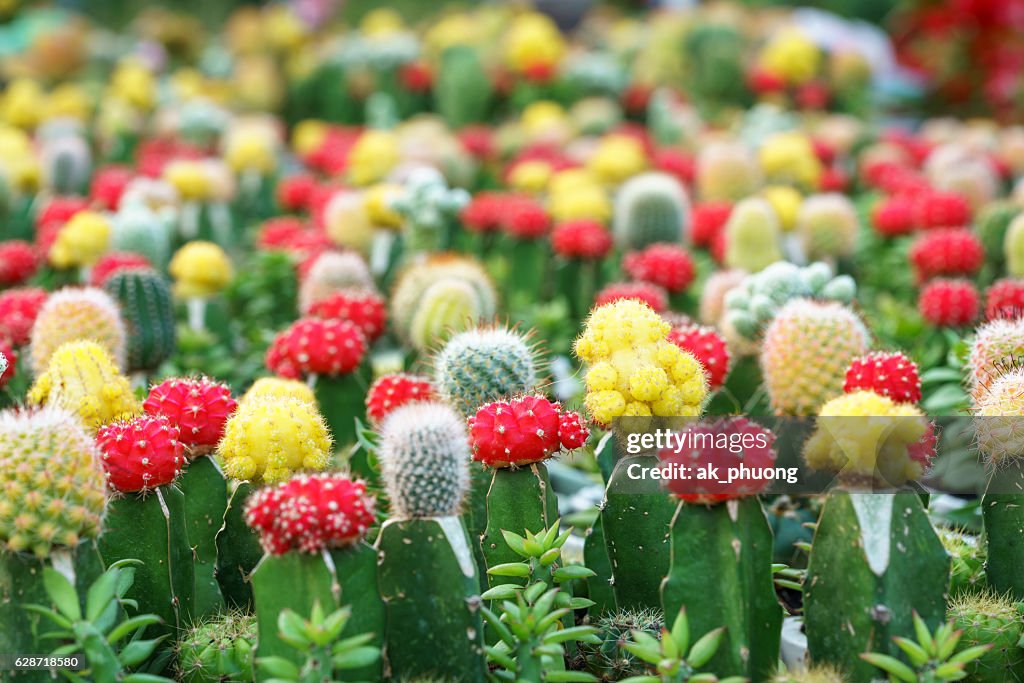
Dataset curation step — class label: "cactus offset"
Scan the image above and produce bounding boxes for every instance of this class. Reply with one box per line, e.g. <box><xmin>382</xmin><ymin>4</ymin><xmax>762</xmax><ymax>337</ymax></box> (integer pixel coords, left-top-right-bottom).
<box><xmin>104</xmin><ymin>268</ymin><xmax>176</xmax><ymax>372</ymax></box>
<box><xmin>30</xmin><ymin>287</ymin><xmax>127</xmax><ymax>376</ymax></box>
<box><xmin>612</xmin><ymin>172</ymin><xmax>689</xmax><ymax>250</ymax></box>
<box><xmin>760</xmin><ymin>300</ymin><xmax>870</xmax><ymax>416</ymax></box>
<box><xmin>178</xmin><ymin>611</ymin><xmax>256</xmax><ymax>683</ymax></box>
<box><xmin>28</xmin><ymin>340</ymin><xmax>140</xmax><ymax>431</ymax></box>
<box><xmin>938</xmin><ymin>528</ymin><xmax>987</xmax><ymax>598</ymax></box>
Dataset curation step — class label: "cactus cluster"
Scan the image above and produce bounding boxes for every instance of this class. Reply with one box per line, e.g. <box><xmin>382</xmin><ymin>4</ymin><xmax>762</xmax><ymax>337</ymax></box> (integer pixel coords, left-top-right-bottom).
<box><xmin>723</xmin><ymin>261</ymin><xmax>856</xmax><ymax>341</ymax></box>
<box><xmin>0</xmin><ymin>406</ymin><xmax>108</xmax><ymax>557</ymax></box>
<box><xmin>760</xmin><ymin>299</ymin><xmax>870</xmax><ymax>416</ymax></box>
<box><xmin>217</xmin><ymin>396</ymin><xmax>332</xmax><ymax>483</ymax></box>
<box><xmin>177</xmin><ymin>611</ymin><xmax>256</xmax><ymax>683</ymax></box>
<box><xmin>948</xmin><ymin>592</ymin><xmax>1024</xmax><ymax>682</ymax></box>
<box><xmin>377</xmin><ymin>401</ymin><xmax>471</xmax><ymax>519</ymax></box>
<box><xmin>143</xmin><ymin>376</ymin><xmax>237</xmax><ymax>452</ymax></box>
<box><xmin>433</xmin><ymin>326</ymin><xmax>540</xmax><ymax>416</ymax></box>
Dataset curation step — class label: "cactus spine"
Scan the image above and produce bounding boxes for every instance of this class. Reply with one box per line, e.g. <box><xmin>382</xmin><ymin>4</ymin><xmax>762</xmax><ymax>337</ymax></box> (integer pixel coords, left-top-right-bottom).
<box><xmin>948</xmin><ymin>591</ymin><xmax>1024</xmax><ymax>682</ymax></box>
<box><xmin>376</xmin><ymin>401</ymin><xmax>486</xmax><ymax>680</ymax></box>
<box><xmin>661</xmin><ymin>497</ymin><xmax>782</xmax><ymax>682</ymax></box>
<box><xmin>104</xmin><ymin>268</ymin><xmax>176</xmax><ymax>373</ymax></box>
<box><xmin>177</xmin><ymin>611</ymin><xmax>256</xmax><ymax>683</ymax></box>
<box><xmin>804</xmin><ymin>493</ymin><xmax>949</xmax><ymax>682</ymax></box>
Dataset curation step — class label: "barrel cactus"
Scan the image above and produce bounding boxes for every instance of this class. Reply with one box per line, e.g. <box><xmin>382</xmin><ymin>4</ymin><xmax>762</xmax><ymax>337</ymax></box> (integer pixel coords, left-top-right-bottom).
<box><xmin>104</xmin><ymin>268</ymin><xmax>176</xmax><ymax>373</ymax></box>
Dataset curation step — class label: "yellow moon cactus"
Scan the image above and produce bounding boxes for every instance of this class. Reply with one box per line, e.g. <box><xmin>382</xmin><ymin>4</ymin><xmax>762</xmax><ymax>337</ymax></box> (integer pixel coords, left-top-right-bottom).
<box><xmin>169</xmin><ymin>241</ymin><xmax>234</xmax><ymax>298</ymax></box>
<box><xmin>241</xmin><ymin>376</ymin><xmax>317</xmax><ymax>406</ymax></box>
<box><xmin>575</xmin><ymin>299</ymin><xmax>707</xmax><ymax>425</ymax></box>
<box><xmin>49</xmin><ymin>211</ymin><xmax>111</xmax><ymax>269</ymax></box>
<box><xmin>218</xmin><ymin>396</ymin><xmax>332</xmax><ymax>484</ymax></box>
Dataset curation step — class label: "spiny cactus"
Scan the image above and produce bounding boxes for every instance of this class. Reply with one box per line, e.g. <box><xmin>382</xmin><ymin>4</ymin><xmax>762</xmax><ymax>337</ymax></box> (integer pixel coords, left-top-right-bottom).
<box><xmin>217</xmin><ymin>395</ymin><xmax>332</xmax><ymax>484</ymax></box>
<box><xmin>683</xmin><ymin>22</ymin><xmax>748</xmax><ymax>108</ymax></box>
<box><xmin>96</xmin><ymin>414</ymin><xmax>184</xmax><ymax>493</ymax></box>
<box><xmin>696</xmin><ymin>141</ymin><xmax>762</xmax><ymax>202</ymax></box>
<box><xmin>377</xmin><ymin>401</ymin><xmax>471</xmax><ymax>519</ymax></box>
<box><xmin>724</xmin><ymin>197</ymin><xmax>784</xmax><ymax>273</ymax></box>
<box><xmin>578</xmin><ymin>608</ymin><xmax>663</xmax><ymax>680</ymax></box>
<box><xmin>723</xmin><ymin>261</ymin><xmax>856</xmax><ymax>341</ymax></box>
<box><xmin>365</xmin><ymin>373</ymin><xmax>435</xmax><ymax>426</ymax></box>
<box><xmin>976</xmin><ymin>200</ymin><xmax>1020</xmax><ymax>266</ymax></box>
<box><xmin>433</xmin><ymin>325</ymin><xmax>540</xmax><ymax>416</ymax></box>
<box><xmin>110</xmin><ymin>203</ymin><xmax>173</xmax><ymax>268</ymax></box>
<box><xmin>796</xmin><ymin>193</ymin><xmax>859</xmax><ymax>261</ymax></box>
<box><xmin>948</xmin><ymin>592</ymin><xmax>1024</xmax><ymax>682</ymax></box>
<box><xmin>938</xmin><ymin>528</ymin><xmax>987</xmax><ymax>598</ymax></box>
<box><xmin>265</xmin><ymin>317</ymin><xmax>367</xmax><ymax>380</ymax></box>
<box><xmin>241</xmin><ymin>376</ymin><xmax>316</xmax><ymax>405</ymax></box>
<box><xmin>178</xmin><ymin>610</ymin><xmax>256</xmax><ymax>683</ymax></box>
<box><xmin>299</xmin><ymin>251</ymin><xmax>375</xmax><ymax>314</ymax></box>
<box><xmin>104</xmin><ymin>268</ymin><xmax>176</xmax><ymax>373</ymax></box>
<box><xmin>770</xmin><ymin>665</ymin><xmax>849</xmax><ymax>683</ymax></box>
<box><xmin>0</xmin><ymin>406</ymin><xmax>107</xmax><ymax>557</ymax></box>
<box><xmin>761</xmin><ymin>300</ymin><xmax>870</xmax><ymax>416</ymax></box>
<box><xmin>974</xmin><ymin>366</ymin><xmax>1024</xmax><ymax>465</ymax></box>
<box><xmin>28</xmin><ymin>340</ymin><xmax>140</xmax><ymax>431</ymax></box>
<box><xmin>611</xmin><ymin>172</ymin><xmax>689</xmax><ymax>249</ymax></box>
<box><xmin>408</xmin><ymin>279</ymin><xmax>484</xmax><ymax>353</ymax></box>
<box><xmin>40</xmin><ymin>133</ymin><xmax>92</xmax><ymax>196</ymax></box>
<box><xmin>968</xmin><ymin>318</ymin><xmax>1024</xmax><ymax>407</ymax></box>
<box><xmin>144</xmin><ymin>376</ymin><xmax>237</xmax><ymax>453</ymax></box>
<box><xmin>30</xmin><ymin>287</ymin><xmax>127</xmax><ymax>376</ymax></box>
<box><xmin>390</xmin><ymin>255</ymin><xmax>496</xmax><ymax>348</ymax></box>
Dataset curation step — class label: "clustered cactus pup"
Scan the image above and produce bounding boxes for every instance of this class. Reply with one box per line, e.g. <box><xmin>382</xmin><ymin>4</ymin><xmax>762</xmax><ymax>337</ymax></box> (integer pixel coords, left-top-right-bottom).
<box><xmin>247</xmin><ymin>474</ymin><xmax>383</xmax><ymax>682</ymax></box>
<box><xmin>804</xmin><ymin>493</ymin><xmax>949</xmax><ymax>682</ymax></box>
<box><xmin>375</xmin><ymin>401</ymin><xmax>487</xmax><ymax>680</ymax></box>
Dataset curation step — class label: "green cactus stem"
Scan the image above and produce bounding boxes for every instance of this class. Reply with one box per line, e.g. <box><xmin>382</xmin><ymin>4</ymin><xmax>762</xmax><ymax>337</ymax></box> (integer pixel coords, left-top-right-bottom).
<box><xmin>376</xmin><ymin>517</ymin><xmax>487</xmax><ymax>681</ymax></box>
<box><xmin>181</xmin><ymin>456</ymin><xmax>228</xmax><ymax>621</ymax></box>
<box><xmin>804</xmin><ymin>492</ymin><xmax>949</xmax><ymax>683</ymax></box>
<box><xmin>215</xmin><ymin>481</ymin><xmax>264</xmax><ymax>610</ymax></box>
<box><xmin>661</xmin><ymin>497</ymin><xmax>782</xmax><ymax>682</ymax></box>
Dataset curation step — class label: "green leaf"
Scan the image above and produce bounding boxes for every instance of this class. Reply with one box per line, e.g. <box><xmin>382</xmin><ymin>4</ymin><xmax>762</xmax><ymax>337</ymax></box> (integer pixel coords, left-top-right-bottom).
<box><xmin>485</xmin><ymin>645</ymin><xmax>517</xmax><ymax>671</ymax></box>
<box><xmin>43</xmin><ymin>568</ymin><xmax>82</xmax><ymax>622</ymax></box>
<box><xmin>687</xmin><ymin>627</ymin><xmax>725</xmax><ymax>669</ymax></box>
<box><xmin>541</xmin><ymin>523</ymin><xmax>561</xmax><ymax>550</ymax></box>
<box><xmin>620</xmin><ymin>643</ymin><xmax>661</xmax><ymax>666</ymax></box>
<box><xmin>669</xmin><ymin>608</ymin><xmax>689</xmax><ymax>655</ymax></box>
<box><xmin>85</xmin><ymin>570</ymin><xmax>119</xmax><ymax>623</ymax></box>
<box><xmin>482</xmin><ymin>584</ymin><xmax>522</xmax><ymax>601</ymax></box>
<box><xmin>859</xmin><ymin>653</ymin><xmax>917</xmax><ymax>682</ymax></box>
<box><xmin>487</xmin><ymin>562</ymin><xmax>532</xmax><ymax>578</ymax></box>
<box><xmin>539</xmin><ymin>548</ymin><xmax>561</xmax><ymax>567</ymax></box>
<box><xmin>912</xmin><ymin>612</ymin><xmax>935</xmax><ymax>656</ymax></box>
<box><xmin>121</xmin><ymin>674</ymin><xmax>174</xmax><ymax>683</ymax></box>
<box><xmin>933</xmin><ymin>662</ymin><xmax>968</xmax><ymax>680</ymax></box>
<box><xmin>544</xmin><ymin>672</ymin><xmax>598</xmax><ymax>682</ymax></box>
<box><xmin>276</xmin><ymin>610</ymin><xmax>310</xmax><ymax>650</ymax></box>
<box><xmin>893</xmin><ymin>636</ymin><xmax>930</xmax><ymax>667</ymax></box>
<box><xmin>332</xmin><ymin>632</ymin><xmax>376</xmax><ymax>653</ymax></box>
<box><xmin>107</xmin><ymin>615</ymin><xmax>162</xmax><ymax>644</ymax></box>
<box><xmin>22</xmin><ymin>604</ymin><xmax>72</xmax><ymax>630</ymax></box>
<box><xmin>567</xmin><ymin>597</ymin><xmax>595</xmax><ymax>610</ymax></box>
<box><xmin>551</xmin><ymin>565</ymin><xmax>595</xmax><ymax>582</ymax></box>
<box><xmin>482</xmin><ymin>606</ymin><xmax>516</xmax><ymax>647</ymax></box>
<box><xmin>120</xmin><ymin>637</ymin><xmax>166</xmax><ymax>668</ymax></box>
<box><xmin>501</xmin><ymin>530</ymin><xmax>530</xmax><ymax>558</ymax></box>
<box><xmin>332</xmin><ymin>646</ymin><xmax>380</xmax><ymax>670</ymax></box>
<box><xmin>948</xmin><ymin>644</ymin><xmax>993</xmax><ymax>665</ymax></box>
<box><xmin>543</xmin><ymin>626</ymin><xmax>597</xmax><ymax>644</ymax></box>
<box><xmin>256</xmin><ymin>656</ymin><xmax>301</xmax><ymax>679</ymax></box>
<box><xmin>524</xmin><ymin>581</ymin><xmax>548</xmax><ymax>604</ymax></box>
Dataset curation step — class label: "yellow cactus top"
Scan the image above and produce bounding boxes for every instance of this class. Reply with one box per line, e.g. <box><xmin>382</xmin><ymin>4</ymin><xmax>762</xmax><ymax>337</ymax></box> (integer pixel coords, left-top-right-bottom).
<box><xmin>49</xmin><ymin>211</ymin><xmax>111</xmax><ymax>269</ymax></box>
<box><xmin>759</xmin><ymin>132</ymin><xmax>822</xmax><ymax>189</ymax></box>
<box><xmin>224</xmin><ymin>128</ymin><xmax>276</xmax><ymax>175</ymax></box>
<box><xmin>241</xmin><ymin>377</ymin><xmax>316</xmax><ymax>406</ymax></box>
<box><xmin>292</xmin><ymin>119</ymin><xmax>329</xmax><ymax>157</ymax></box>
<box><xmin>761</xmin><ymin>185</ymin><xmax>803</xmax><ymax>233</ymax></box>
<box><xmin>164</xmin><ymin>159</ymin><xmax>213</xmax><ymax>202</ymax></box>
<box><xmin>758</xmin><ymin>29</ymin><xmax>821</xmax><ymax>85</ymax></box>
<box><xmin>347</xmin><ymin>130</ymin><xmax>399</xmax><ymax>187</ymax></box>
<box><xmin>360</xmin><ymin>8</ymin><xmax>405</xmax><ymax>36</ymax></box>
<box><xmin>169</xmin><ymin>241</ymin><xmax>234</xmax><ymax>298</ymax></box>
<box><xmin>576</xmin><ymin>300</ymin><xmax>707</xmax><ymax>425</ymax></box>
<box><xmin>109</xmin><ymin>59</ymin><xmax>157</xmax><ymax>111</ymax></box>
<box><xmin>520</xmin><ymin>101</ymin><xmax>568</xmax><ymax>137</ymax></box>
<box><xmin>363</xmin><ymin>184</ymin><xmax>405</xmax><ymax>229</ymax></box>
<box><xmin>803</xmin><ymin>391</ymin><xmax>928</xmax><ymax>486</ymax></box>
<box><xmin>1</xmin><ymin>79</ymin><xmax>46</xmax><ymax>129</ymax></box>
<box><xmin>508</xmin><ymin>160</ymin><xmax>554</xmax><ymax>193</ymax></box>
<box><xmin>218</xmin><ymin>396</ymin><xmax>332</xmax><ymax>483</ymax></box>
<box><xmin>28</xmin><ymin>341</ymin><xmax>140</xmax><ymax>431</ymax></box>
<box><xmin>588</xmin><ymin>134</ymin><xmax>648</xmax><ymax>185</ymax></box>
<box><xmin>504</xmin><ymin>12</ymin><xmax>565</xmax><ymax>74</ymax></box>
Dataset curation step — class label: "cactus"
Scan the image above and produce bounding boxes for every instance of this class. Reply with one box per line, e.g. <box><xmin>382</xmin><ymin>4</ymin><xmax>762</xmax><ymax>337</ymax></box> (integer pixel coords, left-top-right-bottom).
<box><xmin>433</xmin><ymin>326</ymin><xmax>541</xmax><ymax>416</ymax></box>
<box><xmin>40</xmin><ymin>133</ymin><xmax>92</xmax><ymax>196</ymax></box>
<box><xmin>683</xmin><ymin>23</ymin><xmax>748</xmax><ymax>110</ymax></box>
<box><xmin>104</xmin><ymin>268</ymin><xmax>176</xmax><ymax>373</ymax></box>
<box><xmin>975</xmin><ymin>367</ymin><xmax>1024</xmax><ymax>465</ymax></box>
<box><xmin>696</xmin><ymin>141</ymin><xmax>762</xmax><ymax>202</ymax></box>
<box><xmin>217</xmin><ymin>395</ymin><xmax>332</xmax><ymax>485</ymax></box>
<box><xmin>760</xmin><ymin>300</ymin><xmax>870</xmax><ymax>416</ymax></box>
<box><xmin>170</xmin><ymin>241</ymin><xmax>234</xmax><ymax>299</ymax></box>
<box><xmin>111</xmin><ymin>203</ymin><xmax>173</xmax><ymax>269</ymax></box>
<box><xmin>27</xmin><ymin>340</ymin><xmax>140</xmax><ymax>431</ymax></box>
<box><xmin>178</xmin><ymin>611</ymin><xmax>256</xmax><ymax>683</ymax></box>
<box><xmin>48</xmin><ymin>210</ymin><xmax>110</xmax><ymax>269</ymax></box>
<box><xmin>578</xmin><ymin>608</ymin><xmax>662</xmax><ymax>680</ymax></box>
<box><xmin>967</xmin><ymin>318</ymin><xmax>1024</xmax><ymax>406</ymax></box>
<box><xmin>938</xmin><ymin>528</ymin><xmax>986</xmax><ymax>598</ymax></box>
<box><xmin>391</xmin><ymin>255</ymin><xmax>496</xmax><ymax>349</ymax></box>
<box><xmin>248</xmin><ymin>475</ymin><xmax>384</xmax><ymax>681</ymax></box>
<box><xmin>376</xmin><ymin>401</ymin><xmax>487</xmax><ymax>680</ymax></box>
<box><xmin>612</xmin><ymin>172</ymin><xmax>689</xmax><ymax>250</ymax></box>
<box><xmin>661</xmin><ymin>497</ymin><xmax>783</xmax><ymax>682</ymax></box>
<box><xmin>390</xmin><ymin>167</ymin><xmax>470</xmax><ymax>255</ymax></box>
<box><xmin>723</xmin><ymin>261</ymin><xmax>856</xmax><ymax>341</ymax></box>
<box><xmin>30</xmin><ymin>287</ymin><xmax>127</xmax><ymax>376</ymax></box>
<box><xmin>408</xmin><ymin>279</ymin><xmax>484</xmax><ymax>352</ymax></box>
<box><xmin>242</xmin><ymin>376</ymin><xmax>317</xmax><ymax>405</ymax></box>
<box><xmin>215</xmin><ymin>481</ymin><xmax>264</xmax><ymax>610</ymax></box>
<box><xmin>724</xmin><ymin>197</ymin><xmax>784</xmax><ymax>273</ymax></box>
<box><xmin>948</xmin><ymin>592</ymin><xmax>1024</xmax><ymax>682</ymax></box>
<box><xmin>1005</xmin><ymin>212</ymin><xmax>1024</xmax><ymax>278</ymax></box>
<box><xmin>298</xmin><ymin>251</ymin><xmax>375</xmax><ymax>314</ymax></box>
<box><xmin>804</xmin><ymin>493</ymin><xmax>949</xmax><ymax>683</ymax></box>
<box><xmin>977</xmin><ymin>200</ymin><xmax>1020</xmax><ymax>268</ymax></box>
<box><xmin>796</xmin><ymin>193</ymin><xmax>859</xmax><ymax>261</ymax></box>
<box><xmin>95</xmin><ymin>414</ymin><xmax>193</xmax><ymax>641</ymax></box>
